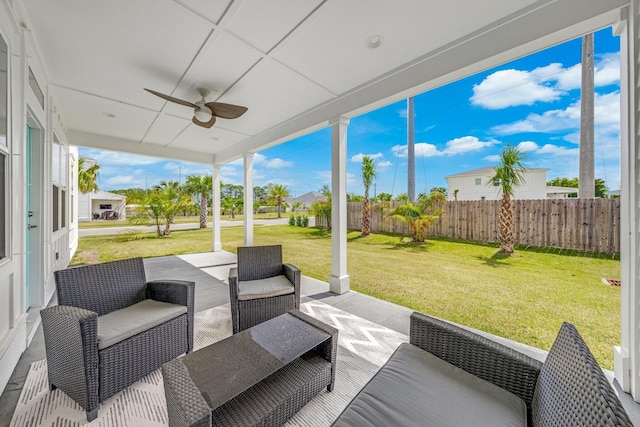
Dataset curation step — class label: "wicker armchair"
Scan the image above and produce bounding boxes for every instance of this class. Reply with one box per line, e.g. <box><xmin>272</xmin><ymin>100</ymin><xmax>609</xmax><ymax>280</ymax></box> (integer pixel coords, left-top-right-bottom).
<box><xmin>40</xmin><ymin>257</ymin><xmax>195</xmax><ymax>421</ymax></box>
<box><xmin>229</xmin><ymin>245</ymin><xmax>300</xmax><ymax>333</ymax></box>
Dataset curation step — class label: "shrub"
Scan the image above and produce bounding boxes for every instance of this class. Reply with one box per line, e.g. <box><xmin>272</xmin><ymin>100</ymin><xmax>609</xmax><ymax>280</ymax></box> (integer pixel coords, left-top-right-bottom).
<box><xmin>302</xmin><ymin>216</ymin><xmax>309</xmax><ymax>227</ymax></box>
<box><xmin>296</xmin><ymin>215</ymin><xmax>302</xmax><ymax>226</ymax></box>
<box><xmin>289</xmin><ymin>215</ymin><xmax>296</xmax><ymax>226</ymax></box>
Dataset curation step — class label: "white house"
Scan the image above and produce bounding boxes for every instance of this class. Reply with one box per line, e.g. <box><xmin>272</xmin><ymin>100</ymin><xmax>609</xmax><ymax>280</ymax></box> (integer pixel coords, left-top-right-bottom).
<box><xmin>3</xmin><ymin>0</ymin><xmax>640</xmax><ymax>404</ymax></box>
<box><xmin>77</xmin><ymin>156</ymin><xmax>126</xmax><ymax>221</ymax></box>
<box><xmin>446</xmin><ymin>167</ymin><xmax>577</xmax><ymax>201</ymax></box>
<box><xmin>78</xmin><ymin>190</ymin><xmax>126</xmax><ymax>222</ymax></box>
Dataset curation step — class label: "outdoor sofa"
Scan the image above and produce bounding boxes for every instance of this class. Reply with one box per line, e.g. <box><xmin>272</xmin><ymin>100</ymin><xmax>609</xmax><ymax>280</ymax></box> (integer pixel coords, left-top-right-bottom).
<box><xmin>332</xmin><ymin>311</ymin><xmax>633</xmax><ymax>426</ymax></box>
<box><xmin>40</xmin><ymin>257</ymin><xmax>195</xmax><ymax>421</ymax></box>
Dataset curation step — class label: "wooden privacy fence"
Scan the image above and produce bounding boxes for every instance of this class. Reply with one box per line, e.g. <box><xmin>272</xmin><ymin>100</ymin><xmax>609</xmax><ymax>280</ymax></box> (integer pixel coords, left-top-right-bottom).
<box><xmin>317</xmin><ymin>199</ymin><xmax>620</xmax><ymax>254</ymax></box>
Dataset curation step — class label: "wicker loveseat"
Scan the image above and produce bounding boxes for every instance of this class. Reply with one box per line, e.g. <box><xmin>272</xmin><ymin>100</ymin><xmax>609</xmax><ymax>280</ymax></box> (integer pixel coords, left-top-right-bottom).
<box><xmin>40</xmin><ymin>257</ymin><xmax>195</xmax><ymax>421</ymax></box>
<box><xmin>333</xmin><ymin>312</ymin><xmax>633</xmax><ymax>427</ymax></box>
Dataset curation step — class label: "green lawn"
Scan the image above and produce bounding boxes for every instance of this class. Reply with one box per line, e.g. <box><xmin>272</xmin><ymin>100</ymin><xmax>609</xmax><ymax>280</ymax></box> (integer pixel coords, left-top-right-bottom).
<box><xmin>72</xmin><ymin>225</ymin><xmax>621</xmax><ymax>370</ymax></box>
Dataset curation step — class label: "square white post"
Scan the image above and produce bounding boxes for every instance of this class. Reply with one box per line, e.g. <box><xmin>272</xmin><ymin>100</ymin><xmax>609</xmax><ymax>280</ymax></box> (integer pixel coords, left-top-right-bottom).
<box><xmin>615</xmin><ymin>4</ymin><xmax>640</xmax><ymax>400</ymax></box>
<box><xmin>212</xmin><ymin>164</ymin><xmax>222</xmax><ymax>252</ymax></box>
<box><xmin>330</xmin><ymin>116</ymin><xmax>350</xmax><ymax>294</ymax></box>
<box><xmin>243</xmin><ymin>153</ymin><xmax>254</xmax><ymax>246</ymax></box>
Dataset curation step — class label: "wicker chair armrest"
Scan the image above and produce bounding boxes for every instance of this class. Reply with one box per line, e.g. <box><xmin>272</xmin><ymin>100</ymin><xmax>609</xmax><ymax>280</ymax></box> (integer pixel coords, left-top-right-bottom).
<box><xmin>147</xmin><ymin>280</ymin><xmax>195</xmax><ymax>352</ymax></box>
<box><xmin>147</xmin><ymin>280</ymin><xmax>195</xmax><ymax>307</ymax></box>
<box><xmin>282</xmin><ymin>263</ymin><xmax>300</xmax><ymax>285</ymax></box>
<box><xmin>283</xmin><ymin>263</ymin><xmax>301</xmax><ymax>309</ymax></box>
<box><xmin>228</xmin><ymin>268</ymin><xmax>240</xmax><ymax>333</ymax></box>
<box><xmin>162</xmin><ymin>359</ymin><xmax>211</xmax><ymax>427</ymax></box>
<box><xmin>40</xmin><ymin>305</ymin><xmax>99</xmax><ymax>414</ymax></box>
<box><xmin>410</xmin><ymin>312</ymin><xmax>542</xmax><ymax>423</ymax></box>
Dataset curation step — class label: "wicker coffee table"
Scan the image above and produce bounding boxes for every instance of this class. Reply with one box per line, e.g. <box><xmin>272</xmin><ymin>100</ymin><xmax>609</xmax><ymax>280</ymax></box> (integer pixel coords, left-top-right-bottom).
<box><xmin>162</xmin><ymin>309</ymin><xmax>337</xmax><ymax>427</ymax></box>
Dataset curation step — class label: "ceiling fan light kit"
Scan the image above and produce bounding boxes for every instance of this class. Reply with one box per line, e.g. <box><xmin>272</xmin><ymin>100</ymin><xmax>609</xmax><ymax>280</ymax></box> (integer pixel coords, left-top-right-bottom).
<box><xmin>144</xmin><ymin>88</ymin><xmax>247</xmax><ymax>129</ymax></box>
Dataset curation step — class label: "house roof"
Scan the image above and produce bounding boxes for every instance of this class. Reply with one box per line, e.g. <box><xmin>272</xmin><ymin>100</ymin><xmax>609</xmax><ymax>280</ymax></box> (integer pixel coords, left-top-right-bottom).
<box><xmin>20</xmin><ymin>1</ymin><xmax>624</xmax><ymax>166</ymax></box>
<box><xmin>89</xmin><ymin>191</ymin><xmax>126</xmax><ymax>201</ymax></box>
<box><xmin>445</xmin><ymin>167</ymin><xmax>550</xmax><ymax>179</ymax></box>
<box><xmin>290</xmin><ymin>191</ymin><xmax>327</xmax><ymax>205</ymax></box>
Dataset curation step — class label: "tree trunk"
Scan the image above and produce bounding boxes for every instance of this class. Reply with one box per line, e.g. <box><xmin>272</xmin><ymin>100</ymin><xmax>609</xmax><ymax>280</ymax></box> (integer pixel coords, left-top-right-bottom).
<box><xmin>199</xmin><ymin>194</ymin><xmax>207</xmax><ymax>228</ymax></box>
<box><xmin>362</xmin><ymin>190</ymin><xmax>370</xmax><ymax>236</ymax></box>
<box><xmin>498</xmin><ymin>194</ymin><xmax>514</xmax><ymax>253</ymax></box>
<box><xmin>277</xmin><ymin>200</ymin><xmax>281</xmax><ymax>218</ymax></box>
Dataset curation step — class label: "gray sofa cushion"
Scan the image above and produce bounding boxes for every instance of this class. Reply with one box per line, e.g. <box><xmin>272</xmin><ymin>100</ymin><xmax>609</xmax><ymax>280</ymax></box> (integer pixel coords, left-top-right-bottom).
<box><xmin>237</xmin><ymin>275</ymin><xmax>294</xmax><ymax>301</ymax></box>
<box><xmin>97</xmin><ymin>299</ymin><xmax>187</xmax><ymax>349</ymax></box>
<box><xmin>333</xmin><ymin>342</ymin><xmax>527</xmax><ymax>427</ymax></box>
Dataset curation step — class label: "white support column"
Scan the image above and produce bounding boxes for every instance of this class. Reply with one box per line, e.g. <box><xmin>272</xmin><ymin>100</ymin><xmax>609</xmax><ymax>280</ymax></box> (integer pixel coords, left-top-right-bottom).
<box><xmin>212</xmin><ymin>164</ymin><xmax>222</xmax><ymax>252</ymax></box>
<box><xmin>616</xmin><ymin>3</ymin><xmax>640</xmax><ymax>400</ymax></box>
<box><xmin>330</xmin><ymin>116</ymin><xmax>350</xmax><ymax>294</ymax></box>
<box><xmin>243</xmin><ymin>153</ymin><xmax>254</xmax><ymax>247</ymax></box>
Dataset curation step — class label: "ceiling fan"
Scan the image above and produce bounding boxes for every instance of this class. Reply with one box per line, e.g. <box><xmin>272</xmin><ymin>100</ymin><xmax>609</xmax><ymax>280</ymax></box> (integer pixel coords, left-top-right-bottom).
<box><xmin>144</xmin><ymin>88</ymin><xmax>248</xmax><ymax>128</ymax></box>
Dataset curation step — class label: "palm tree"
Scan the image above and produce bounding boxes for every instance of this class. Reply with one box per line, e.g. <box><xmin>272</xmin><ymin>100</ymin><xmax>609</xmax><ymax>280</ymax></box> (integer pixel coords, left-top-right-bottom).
<box><xmin>490</xmin><ymin>145</ymin><xmax>527</xmax><ymax>253</ymax></box>
<box><xmin>184</xmin><ymin>174</ymin><xmax>212</xmax><ymax>228</ymax></box>
<box><xmin>78</xmin><ymin>157</ymin><xmax>100</xmax><ymax>193</ymax></box>
<box><xmin>385</xmin><ymin>191</ymin><xmax>445</xmax><ymax>242</ymax></box>
<box><xmin>361</xmin><ymin>156</ymin><xmax>376</xmax><ymax>236</ymax></box>
<box><xmin>267</xmin><ymin>184</ymin><xmax>290</xmax><ymax>218</ymax></box>
<box><xmin>150</xmin><ymin>180</ymin><xmax>191</xmax><ymax>236</ymax></box>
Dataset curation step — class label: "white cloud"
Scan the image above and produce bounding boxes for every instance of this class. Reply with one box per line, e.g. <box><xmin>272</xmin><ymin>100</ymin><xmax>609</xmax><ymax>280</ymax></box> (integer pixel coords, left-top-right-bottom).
<box><xmin>536</xmin><ymin>144</ymin><xmax>579</xmax><ymax>156</ymax></box>
<box><xmin>492</xmin><ymin>91</ymin><xmax>619</xmax><ymax>135</ymax></box>
<box><xmin>516</xmin><ymin>141</ymin><xmax>539</xmax><ymax>152</ymax></box>
<box><xmin>376</xmin><ymin>160</ymin><xmax>392</xmax><ymax>171</ymax></box>
<box><xmin>252</xmin><ymin>153</ymin><xmax>293</xmax><ymax>169</ymax></box>
<box><xmin>470</xmin><ymin>68</ymin><xmax>561</xmax><ymax>109</ymax></box>
<box><xmin>351</xmin><ymin>152</ymin><xmax>384</xmax><ymax>162</ymax></box>
<box><xmin>392</xmin><ymin>136</ymin><xmax>497</xmax><ymax>158</ymax></box>
<box><xmin>104</xmin><ymin>175</ymin><xmax>140</xmax><ymax>186</ymax></box>
<box><xmin>471</xmin><ymin>55</ymin><xmax>620</xmax><ymax>109</ymax></box>
<box><xmin>483</xmin><ymin>155</ymin><xmax>501</xmax><ymax>162</ymax></box>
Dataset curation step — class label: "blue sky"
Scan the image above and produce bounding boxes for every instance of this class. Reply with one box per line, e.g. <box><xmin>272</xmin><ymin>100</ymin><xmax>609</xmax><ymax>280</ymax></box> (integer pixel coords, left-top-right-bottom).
<box><xmin>80</xmin><ymin>27</ymin><xmax>621</xmax><ymax>198</ymax></box>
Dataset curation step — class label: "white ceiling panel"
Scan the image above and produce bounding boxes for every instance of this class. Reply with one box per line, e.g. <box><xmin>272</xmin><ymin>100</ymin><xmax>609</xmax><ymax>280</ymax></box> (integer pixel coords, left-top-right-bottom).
<box><xmin>273</xmin><ymin>0</ymin><xmax>537</xmax><ymax>94</ymax></box>
<box><xmin>174</xmin><ymin>0</ymin><xmax>232</xmax><ymax>25</ymax></box>
<box><xmin>54</xmin><ymin>87</ymin><xmax>157</xmax><ymax>142</ymax></box>
<box><xmin>214</xmin><ymin>58</ymin><xmax>335</xmax><ymax>135</ymax></box>
<box><xmin>170</xmin><ymin>123</ymin><xmax>246</xmax><ymax>154</ymax></box>
<box><xmin>25</xmin><ymin>0</ymin><xmax>214</xmax><ymax>109</ymax></box>
<box><xmin>143</xmin><ymin>114</ymin><xmax>191</xmax><ymax>146</ymax></box>
<box><xmin>225</xmin><ymin>0</ymin><xmax>324</xmax><ymax>53</ymax></box>
<box><xmin>174</xmin><ymin>31</ymin><xmax>263</xmax><ymax>102</ymax></box>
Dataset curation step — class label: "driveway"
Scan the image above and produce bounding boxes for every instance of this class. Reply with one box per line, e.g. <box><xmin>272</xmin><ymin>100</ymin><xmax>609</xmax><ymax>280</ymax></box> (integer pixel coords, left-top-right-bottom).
<box><xmin>78</xmin><ymin>217</ymin><xmax>314</xmax><ymax>236</ymax></box>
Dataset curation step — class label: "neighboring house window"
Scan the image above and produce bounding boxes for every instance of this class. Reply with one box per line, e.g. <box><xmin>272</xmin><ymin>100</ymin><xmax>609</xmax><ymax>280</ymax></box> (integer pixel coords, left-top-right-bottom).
<box><xmin>481</xmin><ymin>196</ymin><xmax>486</xmax><ymax>201</ymax></box>
<box><xmin>493</xmin><ymin>178</ymin><xmax>501</xmax><ymax>186</ymax></box>
<box><xmin>100</xmin><ymin>204</ymin><xmax>112</xmax><ymax>210</ymax></box>
<box><xmin>475</xmin><ymin>178</ymin><xmax>481</xmax><ymax>185</ymax></box>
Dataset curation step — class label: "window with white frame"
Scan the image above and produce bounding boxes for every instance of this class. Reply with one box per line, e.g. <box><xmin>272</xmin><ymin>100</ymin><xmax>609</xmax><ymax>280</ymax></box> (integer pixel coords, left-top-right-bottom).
<box><xmin>475</xmin><ymin>178</ymin><xmax>481</xmax><ymax>185</ymax></box>
<box><xmin>51</xmin><ymin>134</ymin><xmax>68</xmax><ymax>232</ymax></box>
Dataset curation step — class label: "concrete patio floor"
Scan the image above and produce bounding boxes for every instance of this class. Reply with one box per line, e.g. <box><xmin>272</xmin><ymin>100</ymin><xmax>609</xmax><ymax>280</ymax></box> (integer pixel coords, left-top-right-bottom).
<box><xmin>1</xmin><ymin>250</ymin><xmax>639</xmax><ymax>426</ymax></box>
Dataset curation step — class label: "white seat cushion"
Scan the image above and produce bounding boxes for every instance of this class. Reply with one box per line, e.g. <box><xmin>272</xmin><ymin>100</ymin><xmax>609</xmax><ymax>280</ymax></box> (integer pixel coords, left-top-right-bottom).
<box><xmin>97</xmin><ymin>299</ymin><xmax>187</xmax><ymax>349</ymax></box>
<box><xmin>238</xmin><ymin>275</ymin><xmax>294</xmax><ymax>301</ymax></box>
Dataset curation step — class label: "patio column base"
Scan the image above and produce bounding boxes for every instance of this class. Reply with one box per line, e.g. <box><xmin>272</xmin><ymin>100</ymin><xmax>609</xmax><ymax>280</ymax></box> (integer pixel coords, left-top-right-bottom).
<box><xmin>212</xmin><ymin>242</ymin><xmax>222</xmax><ymax>252</ymax></box>
<box><xmin>330</xmin><ymin>274</ymin><xmax>350</xmax><ymax>294</ymax></box>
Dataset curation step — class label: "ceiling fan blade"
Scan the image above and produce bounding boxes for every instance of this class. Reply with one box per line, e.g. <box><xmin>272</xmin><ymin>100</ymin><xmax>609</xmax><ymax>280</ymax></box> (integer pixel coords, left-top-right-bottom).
<box><xmin>192</xmin><ymin>115</ymin><xmax>216</xmax><ymax>128</ymax></box>
<box><xmin>205</xmin><ymin>102</ymin><xmax>248</xmax><ymax>119</ymax></box>
<box><xmin>145</xmin><ymin>88</ymin><xmax>197</xmax><ymax>108</ymax></box>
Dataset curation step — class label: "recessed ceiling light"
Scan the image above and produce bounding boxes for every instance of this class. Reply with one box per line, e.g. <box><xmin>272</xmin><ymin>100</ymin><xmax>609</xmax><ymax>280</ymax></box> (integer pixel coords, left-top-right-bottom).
<box><xmin>366</xmin><ymin>35</ymin><xmax>384</xmax><ymax>49</ymax></box>
<box><xmin>102</xmin><ymin>112</ymin><xmax>116</xmax><ymax>118</ymax></box>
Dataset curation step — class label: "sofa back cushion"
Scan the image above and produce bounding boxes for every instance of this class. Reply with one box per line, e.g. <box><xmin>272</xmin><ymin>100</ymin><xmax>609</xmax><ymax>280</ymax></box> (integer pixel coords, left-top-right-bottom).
<box><xmin>237</xmin><ymin>245</ymin><xmax>283</xmax><ymax>281</ymax></box>
<box><xmin>54</xmin><ymin>257</ymin><xmax>147</xmax><ymax>316</ymax></box>
<box><xmin>532</xmin><ymin>322</ymin><xmax>632</xmax><ymax>427</ymax></box>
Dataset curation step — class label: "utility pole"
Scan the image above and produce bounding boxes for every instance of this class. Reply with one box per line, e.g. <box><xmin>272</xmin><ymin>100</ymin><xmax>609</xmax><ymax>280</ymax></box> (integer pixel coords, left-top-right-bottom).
<box><xmin>407</xmin><ymin>97</ymin><xmax>415</xmax><ymax>202</ymax></box>
<box><xmin>579</xmin><ymin>33</ymin><xmax>595</xmax><ymax>198</ymax></box>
